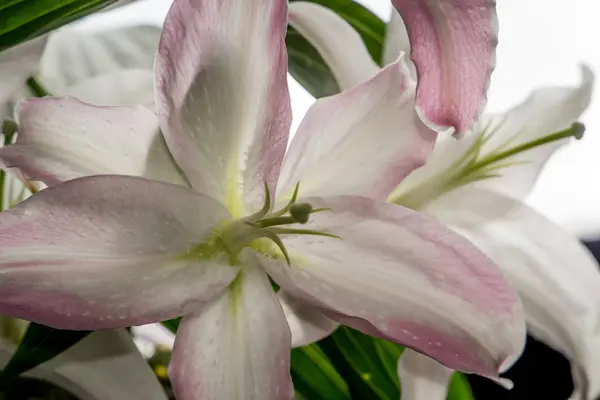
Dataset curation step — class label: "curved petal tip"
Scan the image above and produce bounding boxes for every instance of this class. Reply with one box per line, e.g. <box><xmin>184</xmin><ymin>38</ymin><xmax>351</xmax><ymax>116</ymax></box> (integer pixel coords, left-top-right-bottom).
<box><xmin>391</xmin><ymin>0</ymin><xmax>498</xmax><ymax>137</ymax></box>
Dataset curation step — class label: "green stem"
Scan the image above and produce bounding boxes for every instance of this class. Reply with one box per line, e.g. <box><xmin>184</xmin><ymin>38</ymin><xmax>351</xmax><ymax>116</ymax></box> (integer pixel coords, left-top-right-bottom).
<box><xmin>468</xmin><ymin>124</ymin><xmax>583</xmax><ymax>173</ymax></box>
<box><xmin>26</xmin><ymin>77</ymin><xmax>50</xmax><ymax>97</ymax></box>
<box><xmin>258</xmin><ymin>215</ymin><xmax>297</xmax><ymax>228</ymax></box>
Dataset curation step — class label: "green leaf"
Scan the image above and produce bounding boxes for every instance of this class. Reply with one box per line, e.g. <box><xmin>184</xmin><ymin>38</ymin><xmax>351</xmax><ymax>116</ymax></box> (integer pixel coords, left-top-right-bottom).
<box><xmin>447</xmin><ymin>372</ymin><xmax>476</xmax><ymax>400</ymax></box>
<box><xmin>318</xmin><ymin>327</ymin><xmax>399</xmax><ymax>400</ymax></box>
<box><xmin>294</xmin><ymin>0</ymin><xmax>385</xmax><ymax>63</ymax></box>
<box><xmin>0</xmin><ymin>323</ymin><xmax>91</xmax><ymax>385</ymax></box>
<box><xmin>286</xmin><ymin>0</ymin><xmax>385</xmax><ymax>98</ymax></box>
<box><xmin>291</xmin><ymin>344</ymin><xmax>350</xmax><ymax>400</ymax></box>
<box><xmin>0</xmin><ymin>0</ymin><xmax>119</xmax><ymax>52</ymax></box>
<box><xmin>162</xmin><ymin>318</ymin><xmax>180</xmax><ymax>334</ymax></box>
<box><xmin>286</xmin><ymin>25</ymin><xmax>340</xmax><ymax>99</ymax></box>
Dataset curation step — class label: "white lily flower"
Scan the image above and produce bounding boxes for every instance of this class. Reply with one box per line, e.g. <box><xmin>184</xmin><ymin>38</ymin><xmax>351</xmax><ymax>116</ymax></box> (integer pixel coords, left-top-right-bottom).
<box><xmin>0</xmin><ymin>329</ymin><xmax>168</xmax><ymax>400</ymax></box>
<box><xmin>288</xmin><ymin>3</ymin><xmax>597</xmax><ymax>399</ymax></box>
<box><xmin>0</xmin><ymin>0</ymin><xmax>526</xmax><ymax>398</ymax></box>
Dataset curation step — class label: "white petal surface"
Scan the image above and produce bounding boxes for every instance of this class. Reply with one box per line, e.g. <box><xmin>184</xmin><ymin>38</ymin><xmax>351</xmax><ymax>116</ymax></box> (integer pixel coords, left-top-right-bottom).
<box><xmin>288</xmin><ymin>2</ymin><xmax>379</xmax><ymax>91</ymax></box>
<box><xmin>397</xmin><ymin>349</ymin><xmax>454</xmax><ymax>400</ymax></box>
<box><xmin>155</xmin><ymin>0</ymin><xmax>291</xmax><ymax>211</ymax></box>
<box><xmin>474</xmin><ymin>65</ymin><xmax>594</xmax><ymax>200</ymax></box>
<box><xmin>0</xmin><ymin>97</ymin><xmax>186</xmax><ymax>186</ymax></box>
<box><xmin>258</xmin><ymin>195</ymin><xmax>525</xmax><ymax>377</ymax></box>
<box><xmin>0</xmin><ymin>36</ymin><xmax>47</xmax><ymax>119</ymax></box>
<box><xmin>41</xmin><ymin>25</ymin><xmax>160</xmax><ymax>91</ymax></box>
<box><xmin>170</xmin><ymin>260</ymin><xmax>293</xmax><ymax>400</ymax></box>
<box><xmin>277</xmin><ymin>57</ymin><xmax>436</xmax><ymax>201</ymax></box>
<box><xmin>383</xmin><ymin>10</ymin><xmax>412</xmax><ymax>71</ymax></box>
<box><xmin>0</xmin><ymin>329</ymin><xmax>168</xmax><ymax>400</ymax></box>
<box><xmin>391</xmin><ymin>66</ymin><xmax>594</xmax><ymax>205</ymax></box>
<box><xmin>0</xmin><ymin>175</ymin><xmax>237</xmax><ymax>329</ymax></box>
<box><xmin>425</xmin><ymin>188</ymin><xmax>600</xmax><ymax>399</ymax></box>
<box><xmin>279</xmin><ymin>292</ymin><xmax>339</xmax><ymax>348</ymax></box>
<box><xmin>65</xmin><ymin>69</ymin><xmax>155</xmax><ymax>108</ymax></box>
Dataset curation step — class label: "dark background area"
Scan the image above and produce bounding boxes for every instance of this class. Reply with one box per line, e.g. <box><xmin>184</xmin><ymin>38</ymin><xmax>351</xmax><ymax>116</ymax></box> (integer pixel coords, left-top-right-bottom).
<box><xmin>468</xmin><ymin>238</ymin><xmax>600</xmax><ymax>400</ymax></box>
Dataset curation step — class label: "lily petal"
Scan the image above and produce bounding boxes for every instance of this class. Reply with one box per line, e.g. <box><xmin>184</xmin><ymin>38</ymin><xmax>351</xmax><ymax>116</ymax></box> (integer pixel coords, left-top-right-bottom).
<box><xmin>0</xmin><ymin>175</ymin><xmax>237</xmax><ymax>329</ymax></box>
<box><xmin>0</xmin><ymin>329</ymin><xmax>169</xmax><ymax>400</ymax></box>
<box><xmin>397</xmin><ymin>349</ymin><xmax>454</xmax><ymax>400</ymax></box>
<box><xmin>391</xmin><ymin>0</ymin><xmax>498</xmax><ymax>136</ymax></box>
<box><xmin>65</xmin><ymin>69</ymin><xmax>156</xmax><ymax>108</ymax></box>
<box><xmin>170</xmin><ymin>260</ymin><xmax>293</xmax><ymax>400</ymax></box>
<box><xmin>155</xmin><ymin>0</ymin><xmax>291</xmax><ymax>210</ymax></box>
<box><xmin>279</xmin><ymin>291</ymin><xmax>339</xmax><ymax>348</ymax></box>
<box><xmin>277</xmin><ymin>57</ymin><xmax>436</xmax><ymax>200</ymax></box>
<box><xmin>383</xmin><ymin>10</ymin><xmax>411</xmax><ymax>68</ymax></box>
<box><xmin>288</xmin><ymin>2</ymin><xmax>379</xmax><ymax>91</ymax></box>
<box><xmin>475</xmin><ymin>65</ymin><xmax>594</xmax><ymax>200</ymax></box>
<box><xmin>0</xmin><ymin>37</ymin><xmax>47</xmax><ymax>104</ymax></box>
<box><xmin>0</xmin><ymin>97</ymin><xmax>186</xmax><ymax>186</ymax></box>
<box><xmin>258</xmin><ymin>195</ymin><xmax>525</xmax><ymax>377</ymax></box>
<box><xmin>41</xmin><ymin>25</ymin><xmax>160</xmax><ymax>91</ymax></box>
<box><xmin>392</xmin><ymin>66</ymin><xmax>594</xmax><ymax>205</ymax></box>
<box><xmin>425</xmin><ymin>188</ymin><xmax>600</xmax><ymax>399</ymax></box>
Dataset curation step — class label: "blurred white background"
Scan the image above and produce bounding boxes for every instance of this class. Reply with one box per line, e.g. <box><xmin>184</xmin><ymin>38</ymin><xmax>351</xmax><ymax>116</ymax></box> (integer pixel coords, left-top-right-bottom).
<box><xmin>77</xmin><ymin>0</ymin><xmax>600</xmax><ymax>237</ymax></box>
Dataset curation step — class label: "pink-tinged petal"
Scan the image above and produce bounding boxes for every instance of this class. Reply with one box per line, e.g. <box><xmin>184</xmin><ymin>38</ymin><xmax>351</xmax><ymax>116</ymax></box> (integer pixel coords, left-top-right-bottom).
<box><xmin>258</xmin><ymin>196</ymin><xmax>525</xmax><ymax>377</ymax></box>
<box><xmin>0</xmin><ymin>97</ymin><xmax>186</xmax><ymax>187</ymax></box>
<box><xmin>277</xmin><ymin>57</ymin><xmax>436</xmax><ymax>201</ymax></box>
<box><xmin>0</xmin><ymin>175</ymin><xmax>238</xmax><ymax>330</ymax></box>
<box><xmin>279</xmin><ymin>291</ymin><xmax>339</xmax><ymax>348</ymax></box>
<box><xmin>155</xmin><ymin>0</ymin><xmax>291</xmax><ymax>210</ymax></box>
<box><xmin>397</xmin><ymin>349</ymin><xmax>454</xmax><ymax>400</ymax></box>
<box><xmin>288</xmin><ymin>2</ymin><xmax>379</xmax><ymax>91</ymax></box>
<box><xmin>0</xmin><ymin>37</ymin><xmax>47</xmax><ymax>105</ymax></box>
<box><xmin>170</xmin><ymin>261</ymin><xmax>293</xmax><ymax>400</ymax></box>
<box><xmin>391</xmin><ymin>0</ymin><xmax>498</xmax><ymax>136</ymax></box>
<box><xmin>425</xmin><ymin>187</ymin><xmax>600</xmax><ymax>398</ymax></box>
<box><xmin>0</xmin><ymin>329</ymin><xmax>169</xmax><ymax>400</ymax></box>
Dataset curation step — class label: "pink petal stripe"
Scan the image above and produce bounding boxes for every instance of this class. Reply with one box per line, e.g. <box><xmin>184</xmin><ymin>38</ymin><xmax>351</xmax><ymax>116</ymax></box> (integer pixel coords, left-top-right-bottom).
<box><xmin>154</xmin><ymin>0</ymin><xmax>292</xmax><ymax>209</ymax></box>
<box><xmin>0</xmin><ymin>175</ymin><xmax>237</xmax><ymax>329</ymax></box>
<box><xmin>258</xmin><ymin>195</ymin><xmax>525</xmax><ymax>377</ymax></box>
<box><xmin>391</xmin><ymin>0</ymin><xmax>497</xmax><ymax>136</ymax></box>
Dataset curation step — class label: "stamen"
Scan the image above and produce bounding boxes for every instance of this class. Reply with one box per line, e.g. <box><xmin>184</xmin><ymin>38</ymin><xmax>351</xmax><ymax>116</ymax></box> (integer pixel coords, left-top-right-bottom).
<box><xmin>391</xmin><ymin>122</ymin><xmax>585</xmax><ymax>210</ymax></box>
<box><xmin>467</xmin><ymin>122</ymin><xmax>584</xmax><ymax>173</ymax></box>
<box><xmin>25</xmin><ymin>77</ymin><xmax>50</xmax><ymax>98</ymax></box>
<box><xmin>289</xmin><ymin>203</ymin><xmax>313</xmax><ymax>223</ymax></box>
<box><xmin>269</xmin><ymin>227</ymin><xmax>341</xmax><ymax>240</ymax></box>
<box><xmin>246</xmin><ymin>182</ymin><xmax>272</xmax><ymax>221</ymax></box>
<box><xmin>2</xmin><ymin>119</ymin><xmax>16</xmax><ymax>141</ymax></box>
<box><xmin>209</xmin><ymin>181</ymin><xmax>340</xmax><ymax>267</ymax></box>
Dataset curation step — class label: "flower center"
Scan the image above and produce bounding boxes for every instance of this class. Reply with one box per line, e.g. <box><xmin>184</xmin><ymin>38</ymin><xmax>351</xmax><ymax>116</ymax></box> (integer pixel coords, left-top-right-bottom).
<box><xmin>389</xmin><ymin>121</ymin><xmax>585</xmax><ymax>210</ymax></box>
<box><xmin>187</xmin><ymin>183</ymin><xmax>338</xmax><ymax>266</ymax></box>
